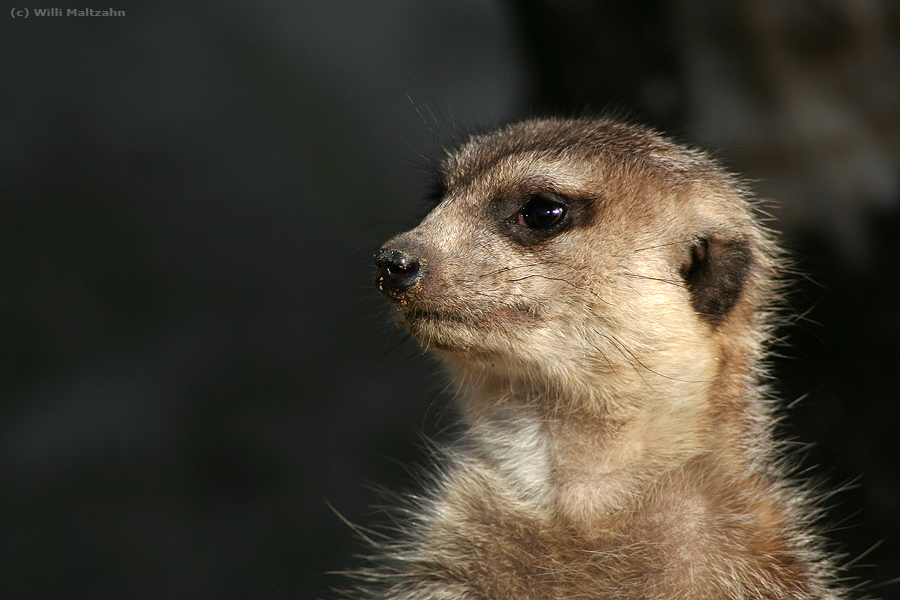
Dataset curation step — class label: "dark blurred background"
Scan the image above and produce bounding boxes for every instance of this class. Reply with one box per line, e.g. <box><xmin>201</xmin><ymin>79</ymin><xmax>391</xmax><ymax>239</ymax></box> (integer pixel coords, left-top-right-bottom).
<box><xmin>2</xmin><ymin>1</ymin><xmax>899</xmax><ymax>598</ymax></box>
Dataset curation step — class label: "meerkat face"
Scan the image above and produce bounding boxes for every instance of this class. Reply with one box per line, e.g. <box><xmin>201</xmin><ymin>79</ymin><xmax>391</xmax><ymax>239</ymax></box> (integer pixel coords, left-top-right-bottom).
<box><xmin>375</xmin><ymin>119</ymin><xmax>770</xmax><ymax>404</ymax></box>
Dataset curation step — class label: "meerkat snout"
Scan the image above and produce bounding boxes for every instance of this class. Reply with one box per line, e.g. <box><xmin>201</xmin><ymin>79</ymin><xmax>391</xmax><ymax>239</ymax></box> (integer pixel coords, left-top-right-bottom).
<box><xmin>374</xmin><ymin>244</ymin><xmax>427</xmax><ymax>299</ymax></box>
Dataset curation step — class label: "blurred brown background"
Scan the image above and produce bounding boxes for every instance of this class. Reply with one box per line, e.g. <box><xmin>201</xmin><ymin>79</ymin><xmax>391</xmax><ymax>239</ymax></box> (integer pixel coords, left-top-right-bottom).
<box><xmin>2</xmin><ymin>1</ymin><xmax>899</xmax><ymax>598</ymax></box>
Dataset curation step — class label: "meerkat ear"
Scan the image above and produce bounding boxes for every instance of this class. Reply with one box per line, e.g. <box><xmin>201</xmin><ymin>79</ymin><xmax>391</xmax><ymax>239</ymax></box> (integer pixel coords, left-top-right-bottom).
<box><xmin>680</xmin><ymin>236</ymin><xmax>754</xmax><ymax>326</ymax></box>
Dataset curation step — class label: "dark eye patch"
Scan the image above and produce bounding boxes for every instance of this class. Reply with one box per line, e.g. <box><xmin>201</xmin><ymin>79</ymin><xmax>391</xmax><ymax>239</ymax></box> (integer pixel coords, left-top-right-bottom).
<box><xmin>498</xmin><ymin>190</ymin><xmax>578</xmax><ymax>247</ymax></box>
<box><xmin>517</xmin><ymin>195</ymin><xmax>567</xmax><ymax>229</ymax></box>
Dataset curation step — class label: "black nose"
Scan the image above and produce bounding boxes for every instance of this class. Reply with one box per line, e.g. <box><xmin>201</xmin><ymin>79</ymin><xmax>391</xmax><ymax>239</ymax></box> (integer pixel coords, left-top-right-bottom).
<box><xmin>375</xmin><ymin>246</ymin><xmax>425</xmax><ymax>297</ymax></box>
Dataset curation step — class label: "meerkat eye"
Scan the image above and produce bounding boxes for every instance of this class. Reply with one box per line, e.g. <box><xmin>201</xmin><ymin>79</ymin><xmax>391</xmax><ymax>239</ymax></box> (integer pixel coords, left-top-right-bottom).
<box><xmin>517</xmin><ymin>195</ymin><xmax>566</xmax><ymax>229</ymax></box>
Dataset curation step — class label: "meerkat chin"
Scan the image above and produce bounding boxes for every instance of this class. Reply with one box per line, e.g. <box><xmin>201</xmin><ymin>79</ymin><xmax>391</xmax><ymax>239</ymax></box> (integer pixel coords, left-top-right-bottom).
<box><xmin>364</xmin><ymin>117</ymin><xmax>846</xmax><ymax>599</ymax></box>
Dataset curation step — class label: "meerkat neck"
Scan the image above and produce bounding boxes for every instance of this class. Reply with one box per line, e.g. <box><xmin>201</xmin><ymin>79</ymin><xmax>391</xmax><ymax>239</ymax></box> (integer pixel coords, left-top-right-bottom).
<box><xmin>454</xmin><ymin>359</ymin><xmax>769</xmax><ymax>534</ymax></box>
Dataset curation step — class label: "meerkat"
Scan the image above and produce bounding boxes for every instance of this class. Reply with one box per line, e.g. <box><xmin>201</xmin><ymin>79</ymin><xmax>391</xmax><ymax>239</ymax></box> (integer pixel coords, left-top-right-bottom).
<box><xmin>363</xmin><ymin>117</ymin><xmax>846</xmax><ymax>599</ymax></box>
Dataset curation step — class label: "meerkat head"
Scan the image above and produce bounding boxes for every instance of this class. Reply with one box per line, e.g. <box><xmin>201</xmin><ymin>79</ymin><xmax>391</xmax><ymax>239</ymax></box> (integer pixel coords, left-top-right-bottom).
<box><xmin>375</xmin><ymin>118</ymin><xmax>777</xmax><ymax>415</ymax></box>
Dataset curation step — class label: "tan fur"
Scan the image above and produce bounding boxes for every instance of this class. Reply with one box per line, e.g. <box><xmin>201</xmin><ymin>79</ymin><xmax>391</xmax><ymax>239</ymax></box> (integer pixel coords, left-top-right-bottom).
<box><xmin>362</xmin><ymin>118</ymin><xmax>845</xmax><ymax>599</ymax></box>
